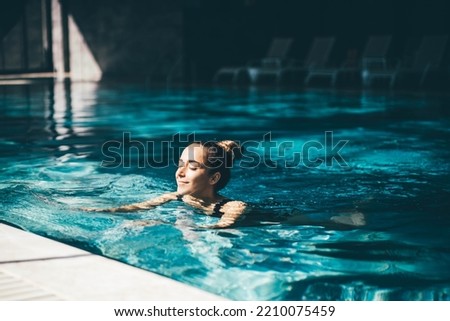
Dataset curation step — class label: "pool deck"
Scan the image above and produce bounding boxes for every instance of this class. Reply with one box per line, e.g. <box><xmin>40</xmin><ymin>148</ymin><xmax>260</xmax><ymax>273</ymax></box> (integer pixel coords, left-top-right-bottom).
<box><xmin>0</xmin><ymin>223</ymin><xmax>225</xmax><ymax>301</ymax></box>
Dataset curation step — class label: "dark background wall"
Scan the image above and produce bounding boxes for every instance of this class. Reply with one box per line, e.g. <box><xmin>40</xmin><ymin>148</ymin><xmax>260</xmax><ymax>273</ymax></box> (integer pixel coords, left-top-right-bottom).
<box><xmin>1</xmin><ymin>0</ymin><xmax>449</xmax><ymax>83</ymax></box>
<box><xmin>0</xmin><ymin>0</ymin><xmax>49</xmax><ymax>72</ymax></box>
<box><xmin>184</xmin><ymin>0</ymin><xmax>450</xmax><ymax>83</ymax></box>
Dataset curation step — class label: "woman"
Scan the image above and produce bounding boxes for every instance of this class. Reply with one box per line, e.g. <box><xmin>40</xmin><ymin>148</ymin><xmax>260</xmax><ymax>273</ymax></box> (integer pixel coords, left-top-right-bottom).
<box><xmin>85</xmin><ymin>140</ymin><xmax>366</xmax><ymax>229</ymax></box>
<box><xmin>86</xmin><ymin>140</ymin><xmax>248</xmax><ymax>229</ymax></box>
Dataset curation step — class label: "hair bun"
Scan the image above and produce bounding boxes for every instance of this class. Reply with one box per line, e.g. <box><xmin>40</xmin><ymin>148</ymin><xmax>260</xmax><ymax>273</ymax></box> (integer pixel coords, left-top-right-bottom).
<box><xmin>217</xmin><ymin>140</ymin><xmax>243</xmax><ymax>159</ymax></box>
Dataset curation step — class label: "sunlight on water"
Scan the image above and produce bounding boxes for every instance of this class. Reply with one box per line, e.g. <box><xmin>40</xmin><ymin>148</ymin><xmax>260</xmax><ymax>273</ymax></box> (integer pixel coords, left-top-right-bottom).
<box><xmin>1</xmin><ymin>82</ymin><xmax>450</xmax><ymax>300</ymax></box>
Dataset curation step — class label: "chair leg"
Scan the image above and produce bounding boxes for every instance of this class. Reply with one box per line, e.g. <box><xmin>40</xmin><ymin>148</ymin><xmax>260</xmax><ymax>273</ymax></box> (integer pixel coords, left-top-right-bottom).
<box><xmin>419</xmin><ymin>64</ymin><xmax>431</xmax><ymax>87</ymax></box>
<box><xmin>304</xmin><ymin>74</ymin><xmax>311</xmax><ymax>86</ymax></box>
<box><xmin>276</xmin><ymin>71</ymin><xmax>282</xmax><ymax>85</ymax></box>
<box><xmin>247</xmin><ymin>68</ymin><xmax>258</xmax><ymax>85</ymax></box>
<box><xmin>362</xmin><ymin>71</ymin><xmax>370</xmax><ymax>87</ymax></box>
<box><xmin>331</xmin><ymin>72</ymin><xmax>338</xmax><ymax>87</ymax></box>
<box><xmin>389</xmin><ymin>74</ymin><xmax>396</xmax><ymax>89</ymax></box>
<box><xmin>231</xmin><ymin>69</ymin><xmax>240</xmax><ymax>84</ymax></box>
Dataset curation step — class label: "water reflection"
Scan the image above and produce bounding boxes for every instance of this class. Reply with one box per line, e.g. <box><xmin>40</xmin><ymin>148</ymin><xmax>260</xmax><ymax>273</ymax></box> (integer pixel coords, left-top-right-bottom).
<box><xmin>1</xmin><ymin>83</ymin><xmax>450</xmax><ymax>300</ymax></box>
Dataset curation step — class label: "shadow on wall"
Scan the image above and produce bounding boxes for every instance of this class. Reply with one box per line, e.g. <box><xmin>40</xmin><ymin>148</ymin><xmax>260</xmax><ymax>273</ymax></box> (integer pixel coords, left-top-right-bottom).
<box><xmin>0</xmin><ymin>0</ymin><xmax>26</xmax><ymax>39</ymax></box>
<box><xmin>0</xmin><ymin>0</ymin><xmax>49</xmax><ymax>73</ymax></box>
<box><xmin>68</xmin><ymin>0</ymin><xmax>184</xmax><ymax>83</ymax></box>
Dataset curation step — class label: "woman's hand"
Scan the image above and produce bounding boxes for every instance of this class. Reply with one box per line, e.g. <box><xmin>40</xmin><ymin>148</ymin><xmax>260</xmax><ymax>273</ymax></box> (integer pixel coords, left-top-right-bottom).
<box><xmin>209</xmin><ymin>200</ymin><xmax>248</xmax><ymax>229</ymax></box>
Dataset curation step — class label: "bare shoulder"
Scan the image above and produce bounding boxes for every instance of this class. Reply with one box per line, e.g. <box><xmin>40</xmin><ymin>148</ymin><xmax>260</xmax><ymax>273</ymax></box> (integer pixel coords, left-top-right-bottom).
<box><xmin>139</xmin><ymin>191</ymin><xmax>178</xmax><ymax>205</ymax></box>
<box><xmin>209</xmin><ymin>200</ymin><xmax>248</xmax><ymax>228</ymax></box>
<box><xmin>221</xmin><ymin>200</ymin><xmax>248</xmax><ymax>212</ymax></box>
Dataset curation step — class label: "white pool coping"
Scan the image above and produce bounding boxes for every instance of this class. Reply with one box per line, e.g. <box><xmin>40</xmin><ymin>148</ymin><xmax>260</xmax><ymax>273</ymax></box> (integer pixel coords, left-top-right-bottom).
<box><xmin>0</xmin><ymin>223</ymin><xmax>226</xmax><ymax>301</ymax></box>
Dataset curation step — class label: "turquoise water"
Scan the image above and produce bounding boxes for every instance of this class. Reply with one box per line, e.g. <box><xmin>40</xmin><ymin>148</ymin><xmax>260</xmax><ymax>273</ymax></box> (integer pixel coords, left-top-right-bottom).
<box><xmin>1</xmin><ymin>81</ymin><xmax>450</xmax><ymax>300</ymax></box>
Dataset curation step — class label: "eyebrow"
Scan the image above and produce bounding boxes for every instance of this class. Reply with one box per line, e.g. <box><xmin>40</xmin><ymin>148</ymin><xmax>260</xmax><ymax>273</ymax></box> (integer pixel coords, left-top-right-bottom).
<box><xmin>179</xmin><ymin>159</ymin><xmax>203</xmax><ymax>167</ymax></box>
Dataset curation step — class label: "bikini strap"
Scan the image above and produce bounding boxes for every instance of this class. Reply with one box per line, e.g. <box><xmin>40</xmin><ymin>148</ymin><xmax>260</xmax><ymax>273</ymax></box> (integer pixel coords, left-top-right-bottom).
<box><xmin>176</xmin><ymin>194</ymin><xmax>183</xmax><ymax>201</ymax></box>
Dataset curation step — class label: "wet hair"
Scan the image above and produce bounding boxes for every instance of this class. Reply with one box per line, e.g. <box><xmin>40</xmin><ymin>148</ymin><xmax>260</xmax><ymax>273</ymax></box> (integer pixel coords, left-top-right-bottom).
<box><xmin>194</xmin><ymin>140</ymin><xmax>242</xmax><ymax>191</ymax></box>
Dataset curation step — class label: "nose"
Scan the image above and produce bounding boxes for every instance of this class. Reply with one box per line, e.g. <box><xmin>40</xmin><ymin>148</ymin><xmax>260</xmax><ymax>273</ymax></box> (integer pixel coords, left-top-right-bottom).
<box><xmin>176</xmin><ymin>165</ymin><xmax>186</xmax><ymax>178</ymax></box>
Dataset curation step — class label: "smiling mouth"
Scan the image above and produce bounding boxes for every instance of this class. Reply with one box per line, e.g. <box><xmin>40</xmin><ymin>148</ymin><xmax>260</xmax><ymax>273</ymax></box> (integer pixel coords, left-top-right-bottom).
<box><xmin>177</xmin><ymin>181</ymin><xmax>189</xmax><ymax>185</ymax></box>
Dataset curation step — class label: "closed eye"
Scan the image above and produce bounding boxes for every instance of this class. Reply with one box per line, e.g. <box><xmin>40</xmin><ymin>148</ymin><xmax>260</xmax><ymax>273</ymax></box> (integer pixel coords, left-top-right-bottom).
<box><xmin>178</xmin><ymin>160</ymin><xmax>202</xmax><ymax>170</ymax></box>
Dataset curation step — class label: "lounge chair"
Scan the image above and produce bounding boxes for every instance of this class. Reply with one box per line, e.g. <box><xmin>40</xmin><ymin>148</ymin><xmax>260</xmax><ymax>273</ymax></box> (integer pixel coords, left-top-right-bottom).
<box><xmin>283</xmin><ymin>37</ymin><xmax>336</xmax><ymax>85</ymax></box>
<box><xmin>363</xmin><ymin>35</ymin><xmax>448</xmax><ymax>88</ymax></box>
<box><xmin>213</xmin><ymin>37</ymin><xmax>293</xmax><ymax>85</ymax></box>
<box><xmin>303</xmin><ymin>35</ymin><xmax>392</xmax><ymax>87</ymax></box>
<box><xmin>360</xmin><ymin>35</ymin><xmax>393</xmax><ymax>85</ymax></box>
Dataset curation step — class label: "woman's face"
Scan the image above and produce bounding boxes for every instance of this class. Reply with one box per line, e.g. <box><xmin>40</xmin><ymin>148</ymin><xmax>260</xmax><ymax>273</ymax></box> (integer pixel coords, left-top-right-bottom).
<box><xmin>175</xmin><ymin>144</ymin><xmax>216</xmax><ymax>198</ymax></box>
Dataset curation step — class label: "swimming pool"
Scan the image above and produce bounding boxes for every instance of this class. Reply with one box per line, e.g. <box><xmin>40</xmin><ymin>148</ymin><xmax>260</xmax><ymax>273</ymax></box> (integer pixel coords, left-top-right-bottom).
<box><xmin>1</xmin><ymin>81</ymin><xmax>449</xmax><ymax>300</ymax></box>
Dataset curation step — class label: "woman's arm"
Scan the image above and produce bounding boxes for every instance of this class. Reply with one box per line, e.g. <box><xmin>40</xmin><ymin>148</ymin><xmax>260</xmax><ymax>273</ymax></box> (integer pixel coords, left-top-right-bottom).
<box><xmin>209</xmin><ymin>201</ymin><xmax>248</xmax><ymax>228</ymax></box>
<box><xmin>83</xmin><ymin>192</ymin><xmax>179</xmax><ymax>213</ymax></box>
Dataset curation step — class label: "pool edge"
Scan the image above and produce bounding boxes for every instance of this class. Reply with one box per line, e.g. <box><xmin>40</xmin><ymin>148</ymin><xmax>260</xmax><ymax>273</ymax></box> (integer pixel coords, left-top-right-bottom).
<box><xmin>0</xmin><ymin>223</ymin><xmax>227</xmax><ymax>301</ymax></box>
